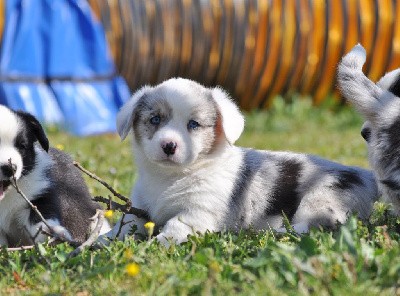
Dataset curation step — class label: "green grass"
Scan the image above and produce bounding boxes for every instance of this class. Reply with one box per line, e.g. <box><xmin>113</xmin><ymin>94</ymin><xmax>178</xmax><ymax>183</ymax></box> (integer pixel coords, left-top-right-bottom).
<box><xmin>1</xmin><ymin>97</ymin><xmax>399</xmax><ymax>295</ymax></box>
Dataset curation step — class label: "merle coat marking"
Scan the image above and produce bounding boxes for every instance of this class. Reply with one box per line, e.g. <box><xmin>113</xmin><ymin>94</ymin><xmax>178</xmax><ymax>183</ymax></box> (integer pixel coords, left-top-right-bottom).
<box><xmin>104</xmin><ymin>78</ymin><xmax>378</xmax><ymax>246</ymax></box>
<box><xmin>338</xmin><ymin>44</ymin><xmax>400</xmax><ymax>215</ymax></box>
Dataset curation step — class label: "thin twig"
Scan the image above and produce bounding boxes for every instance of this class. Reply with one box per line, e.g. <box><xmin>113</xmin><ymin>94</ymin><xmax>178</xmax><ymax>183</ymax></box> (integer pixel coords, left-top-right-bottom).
<box><xmin>8</xmin><ymin>159</ymin><xmax>76</xmax><ymax>244</ymax></box>
<box><xmin>107</xmin><ymin>195</ymin><xmax>112</xmax><ymax>210</ymax></box>
<box><xmin>5</xmin><ymin>159</ymin><xmax>114</xmax><ymax>256</ymax></box>
<box><xmin>37</xmin><ymin>228</ymin><xmax>77</xmax><ymax>247</ymax></box>
<box><xmin>9</xmin><ymin>161</ymin><xmax>51</xmax><ymax>231</ymax></box>
<box><xmin>5</xmin><ymin>159</ymin><xmax>149</xmax><ymax>256</ymax></box>
<box><xmin>73</xmin><ymin>161</ymin><xmax>150</xmax><ymax>223</ymax></box>
<box><xmin>73</xmin><ymin>161</ymin><xmax>131</xmax><ymax>205</ymax></box>
<box><xmin>32</xmin><ymin>226</ymin><xmax>43</xmax><ymax>243</ymax></box>
<box><xmin>5</xmin><ymin>246</ymin><xmax>35</xmax><ymax>252</ymax></box>
<box><xmin>67</xmin><ymin>209</ymin><xmax>105</xmax><ymax>258</ymax></box>
<box><xmin>93</xmin><ymin>196</ymin><xmax>149</xmax><ymax>220</ymax></box>
<box><xmin>115</xmin><ymin>213</ymin><xmax>128</xmax><ymax>239</ymax></box>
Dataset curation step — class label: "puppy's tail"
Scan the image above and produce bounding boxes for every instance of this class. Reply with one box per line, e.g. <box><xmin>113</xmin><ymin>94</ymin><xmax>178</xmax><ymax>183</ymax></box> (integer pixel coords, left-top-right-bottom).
<box><xmin>337</xmin><ymin>44</ymin><xmax>384</xmax><ymax>121</ymax></box>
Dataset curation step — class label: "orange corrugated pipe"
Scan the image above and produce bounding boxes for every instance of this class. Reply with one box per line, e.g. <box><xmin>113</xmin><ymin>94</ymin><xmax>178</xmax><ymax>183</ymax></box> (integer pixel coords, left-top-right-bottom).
<box><xmin>89</xmin><ymin>0</ymin><xmax>400</xmax><ymax>109</ymax></box>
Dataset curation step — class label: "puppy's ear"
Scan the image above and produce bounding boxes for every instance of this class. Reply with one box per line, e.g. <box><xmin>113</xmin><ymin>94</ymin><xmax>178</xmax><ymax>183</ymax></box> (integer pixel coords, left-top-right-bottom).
<box><xmin>337</xmin><ymin>44</ymin><xmax>385</xmax><ymax>123</ymax></box>
<box><xmin>377</xmin><ymin>69</ymin><xmax>400</xmax><ymax>96</ymax></box>
<box><xmin>17</xmin><ymin>112</ymin><xmax>49</xmax><ymax>152</ymax></box>
<box><xmin>116</xmin><ymin>86</ymin><xmax>151</xmax><ymax>140</ymax></box>
<box><xmin>211</xmin><ymin>87</ymin><xmax>244</xmax><ymax>144</ymax></box>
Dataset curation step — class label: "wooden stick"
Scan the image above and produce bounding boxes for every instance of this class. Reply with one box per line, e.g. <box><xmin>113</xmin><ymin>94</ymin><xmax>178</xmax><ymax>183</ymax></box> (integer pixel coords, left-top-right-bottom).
<box><xmin>93</xmin><ymin>196</ymin><xmax>149</xmax><ymax>220</ymax></box>
<box><xmin>5</xmin><ymin>159</ymin><xmax>122</xmax><ymax>256</ymax></box>
<box><xmin>73</xmin><ymin>161</ymin><xmax>131</xmax><ymax>205</ymax></box>
<box><xmin>8</xmin><ymin>159</ymin><xmax>76</xmax><ymax>244</ymax></box>
<box><xmin>67</xmin><ymin>209</ymin><xmax>105</xmax><ymax>258</ymax></box>
<box><xmin>5</xmin><ymin>245</ymin><xmax>35</xmax><ymax>252</ymax></box>
<box><xmin>115</xmin><ymin>213</ymin><xmax>127</xmax><ymax>239</ymax></box>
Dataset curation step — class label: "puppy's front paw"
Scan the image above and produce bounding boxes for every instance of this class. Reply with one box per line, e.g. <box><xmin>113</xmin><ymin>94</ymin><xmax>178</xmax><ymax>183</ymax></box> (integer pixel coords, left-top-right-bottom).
<box><xmin>49</xmin><ymin>225</ymin><xmax>72</xmax><ymax>241</ymax></box>
<box><xmin>31</xmin><ymin>220</ymin><xmax>72</xmax><ymax>243</ymax></box>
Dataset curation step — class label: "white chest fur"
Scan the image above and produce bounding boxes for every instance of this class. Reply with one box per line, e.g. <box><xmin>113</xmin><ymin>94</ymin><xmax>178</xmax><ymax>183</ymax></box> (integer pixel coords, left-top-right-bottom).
<box><xmin>133</xmin><ymin>146</ymin><xmax>243</xmax><ymax>226</ymax></box>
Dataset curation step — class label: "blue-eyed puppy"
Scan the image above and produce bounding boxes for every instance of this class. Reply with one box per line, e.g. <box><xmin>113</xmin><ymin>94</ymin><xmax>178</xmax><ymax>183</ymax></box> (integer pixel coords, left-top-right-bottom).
<box><xmin>105</xmin><ymin>78</ymin><xmax>378</xmax><ymax>246</ymax></box>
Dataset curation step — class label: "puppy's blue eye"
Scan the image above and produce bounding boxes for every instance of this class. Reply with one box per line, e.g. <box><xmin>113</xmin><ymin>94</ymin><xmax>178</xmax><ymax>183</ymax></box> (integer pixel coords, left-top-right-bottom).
<box><xmin>150</xmin><ymin>115</ymin><xmax>161</xmax><ymax>125</ymax></box>
<box><xmin>187</xmin><ymin>120</ymin><xmax>200</xmax><ymax>130</ymax></box>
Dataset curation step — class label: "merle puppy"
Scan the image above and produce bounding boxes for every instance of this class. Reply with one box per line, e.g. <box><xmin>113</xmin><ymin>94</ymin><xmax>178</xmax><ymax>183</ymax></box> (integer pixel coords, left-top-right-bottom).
<box><xmin>338</xmin><ymin>44</ymin><xmax>400</xmax><ymax>215</ymax></box>
<box><xmin>103</xmin><ymin>78</ymin><xmax>378</xmax><ymax>246</ymax></box>
<box><xmin>0</xmin><ymin>105</ymin><xmax>110</xmax><ymax>246</ymax></box>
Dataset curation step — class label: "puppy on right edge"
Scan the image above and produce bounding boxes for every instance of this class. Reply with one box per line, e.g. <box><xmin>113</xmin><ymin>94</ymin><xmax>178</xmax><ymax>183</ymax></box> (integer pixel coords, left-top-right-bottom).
<box><xmin>338</xmin><ymin>44</ymin><xmax>400</xmax><ymax>215</ymax></box>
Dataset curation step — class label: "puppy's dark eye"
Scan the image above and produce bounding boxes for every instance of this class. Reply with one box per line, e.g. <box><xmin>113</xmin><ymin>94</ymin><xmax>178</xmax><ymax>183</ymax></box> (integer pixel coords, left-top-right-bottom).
<box><xmin>361</xmin><ymin>126</ymin><xmax>371</xmax><ymax>142</ymax></box>
<box><xmin>187</xmin><ymin>120</ymin><xmax>200</xmax><ymax>130</ymax></box>
<box><xmin>150</xmin><ymin>115</ymin><xmax>161</xmax><ymax>125</ymax></box>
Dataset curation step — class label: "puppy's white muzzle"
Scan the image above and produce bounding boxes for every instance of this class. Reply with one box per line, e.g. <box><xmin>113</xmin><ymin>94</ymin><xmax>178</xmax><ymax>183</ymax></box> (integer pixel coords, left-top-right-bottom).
<box><xmin>143</xmin><ymin>126</ymin><xmax>193</xmax><ymax>166</ymax></box>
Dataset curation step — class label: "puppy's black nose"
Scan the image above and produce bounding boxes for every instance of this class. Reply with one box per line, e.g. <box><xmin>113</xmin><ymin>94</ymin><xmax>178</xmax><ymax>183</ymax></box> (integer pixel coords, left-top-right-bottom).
<box><xmin>162</xmin><ymin>142</ymin><xmax>177</xmax><ymax>156</ymax></box>
<box><xmin>1</xmin><ymin>164</ymin><xmax>16</xmax><ymax>178</ymax></box>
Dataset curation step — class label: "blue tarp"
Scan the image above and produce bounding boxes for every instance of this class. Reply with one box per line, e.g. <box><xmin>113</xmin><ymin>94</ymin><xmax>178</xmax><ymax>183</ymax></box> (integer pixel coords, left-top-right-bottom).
<box><xmin>0</xmin><ymin>0</ymin><xmax>130</xmax><ymax>136</ymax></box>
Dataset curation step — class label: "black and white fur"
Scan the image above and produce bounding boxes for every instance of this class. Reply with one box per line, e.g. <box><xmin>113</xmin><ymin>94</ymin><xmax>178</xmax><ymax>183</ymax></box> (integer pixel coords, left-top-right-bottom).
<box><xmin>0</xmin><ymin>105</ymin><xmax>110</xmax><ymax>247</ymax></box>
<box><xmin>338</xmin><ymin>44</ymin><xmax>400</xmax><ymax>215</ymax></box>
<box><xmin>105</xmin><ymin>78</ymin><xmax>378</xmax><ymax>246</ymax></box>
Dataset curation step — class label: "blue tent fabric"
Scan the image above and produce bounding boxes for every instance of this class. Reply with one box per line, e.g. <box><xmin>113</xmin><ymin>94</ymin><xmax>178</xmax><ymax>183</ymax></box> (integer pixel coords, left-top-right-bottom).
<box><xmin>0</xmin><ymin>0</ymin><xmax>130</xmax><ymax>135</ymax></box>
<box><xmin>0</xmin><ymin>82</ymin><xmax>65</xmax><ymax>123</ymax></box>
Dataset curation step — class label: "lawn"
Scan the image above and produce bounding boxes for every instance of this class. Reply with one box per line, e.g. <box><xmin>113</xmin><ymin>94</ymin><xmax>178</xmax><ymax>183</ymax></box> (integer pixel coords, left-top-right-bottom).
<box><xmin>1</xmin><ymin>97</ymin><xmax>399</xmax><ymax>295</ymax></box>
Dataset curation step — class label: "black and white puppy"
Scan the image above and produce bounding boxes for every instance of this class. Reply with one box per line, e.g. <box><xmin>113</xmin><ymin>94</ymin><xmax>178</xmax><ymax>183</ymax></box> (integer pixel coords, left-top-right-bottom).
<box><xmin>338</xmin><ymin>44</ymin><xmax>400</xmax><ymax>215</ymax></box>
<box><xmin>0</xmin><ymin>105</ymin><xmax>110</xmax><ymax>247</ymax></box>
<box><xmin>105</xmin><ymin>78</ymin><xmax>378</xmax><ymax>246</ymax></box>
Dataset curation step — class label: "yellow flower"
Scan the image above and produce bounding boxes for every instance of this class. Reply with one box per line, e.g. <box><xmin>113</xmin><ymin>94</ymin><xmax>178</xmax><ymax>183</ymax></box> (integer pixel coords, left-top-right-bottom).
<box><xmin>125</xmin><ymin>263</ymin><xmax>140</xmax><ymax>277</ymax></box>
<box><xmin>55</xmin><ymin>144</ymin><xmax>65</xmax><ymax>151</ymax></box>
<box><xmin>144</xmin><ymin>221</ymin><xmax>155</xmax><ymax>238</ymax></box>
<box><xmin>104</xmin><ymin>210</ymin><xmax>114</xmax><ymax>219</ymax></box>
<box><xmin>144</xmin><ymin>221</ymin><xmax>155</xmax><ymax>229</ymax></box>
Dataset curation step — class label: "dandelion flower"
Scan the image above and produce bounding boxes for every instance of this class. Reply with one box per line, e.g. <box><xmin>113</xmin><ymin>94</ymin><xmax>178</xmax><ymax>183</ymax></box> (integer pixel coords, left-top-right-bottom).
<box><xmin>55</xmin><ymin>144</ymin><xmax>65</xmax><ymax>151</ymax></box>
<box><xmin>144</xmin><ymin>221</ymin><xmax>155</xmax><ymax>238</ymax></box>
<box><xmin>125</xmin><ymin>263</ymin><xmax>140</xmax><ymax>277</ymax></box>
<box><xmin>144</xmin><ymin>221</ymin><xmax>155</xmax><ymax>229</ymax></box>
<box><xmin>104</xmin><ymin>210</ymin><xmax>114</xmax><ymax>219</ymax></box>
